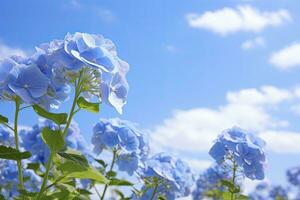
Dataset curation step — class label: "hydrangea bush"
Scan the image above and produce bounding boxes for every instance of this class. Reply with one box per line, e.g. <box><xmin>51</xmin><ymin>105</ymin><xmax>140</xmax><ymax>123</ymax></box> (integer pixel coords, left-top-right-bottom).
<box><xmin>0</xmin><ymin>32</ymin><xmax>297</xmax><ymax>200</ymax></box>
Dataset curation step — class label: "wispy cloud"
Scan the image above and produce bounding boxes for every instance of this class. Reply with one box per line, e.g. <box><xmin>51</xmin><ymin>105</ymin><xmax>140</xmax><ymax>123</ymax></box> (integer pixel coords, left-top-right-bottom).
<box><xmin>269</xmin><ymin>43</ymin><xmax>300</xmax><ymax>70</ymax></box>
<box><xmin>0</xmin><ymin>42</ymin><xmax>26</xmax><ymax>59</ymax></box>
<box><xmin>241</xmin><ymin>36</ymin><xmax>265</xmax><ymax>50</ymax></box>
<box><xmin>186</xmin><ymin>5</ymin><xmax>291</xmax><ymax>36</ymax></box>
<box><xmin>151</xmin><ymin>85</ymin><xmax>300</xmax><ymax>157</ymax></box>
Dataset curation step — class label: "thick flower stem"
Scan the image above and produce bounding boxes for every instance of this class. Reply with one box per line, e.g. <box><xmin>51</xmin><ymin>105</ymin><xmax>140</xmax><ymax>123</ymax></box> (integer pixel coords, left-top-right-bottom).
<box><xmin>14</xmin><ymin>97</ymin><xmax>24</xmax><ymax>189</ymax></box>
<box><xmin>230</xmin><ymin>161</ymin><xmax>237</xmax><ymax>200</ymax></box>
<box><xmin>36</xmin><ymin>152</ymin><xmax>54</xmax><ymax>199</ymax></box>
<box><xmin>101</xmin><ymin>150</ymin><xmax>117</xmax><ymax>200</ymax></box>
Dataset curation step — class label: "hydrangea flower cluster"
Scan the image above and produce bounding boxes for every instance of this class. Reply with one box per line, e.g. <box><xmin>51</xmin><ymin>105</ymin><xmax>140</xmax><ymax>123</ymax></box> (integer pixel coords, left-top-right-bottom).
<box><xmin>20</xmin><ymin>119</ymin><xmax>90</xmax><ymax>164</ymax></box>
<box><xmin>92</xmin><ymin>118</ymin><xmax>149</xmax><ymax>175</ymax></box>
<box><xmin>192</xmin><ymin>165</ymin><xmax>229</xmax><ymax>200</ymax></box>
<box><xmin>137</xmin><ymin>153</ymin><xmax>194</xmax><ymax>200</ymax></box>
<box><xmin>249</xmin><ymin>182</ymin><xmax>289</xmax><ymax>200</ymax></box>
<box><xmin>209</xmin><ymin>126</ymin><xmax>266</xmax><ymax>180</ymax></box>
<box><xmin>0</xmin><ymin>32</ymin><xmax>129</xmax><ymax>113</ymax></box>
<box><xmin>287</xmin><ymin>165</ymin><xmax>300</xmax><ymax>187</ymax></box>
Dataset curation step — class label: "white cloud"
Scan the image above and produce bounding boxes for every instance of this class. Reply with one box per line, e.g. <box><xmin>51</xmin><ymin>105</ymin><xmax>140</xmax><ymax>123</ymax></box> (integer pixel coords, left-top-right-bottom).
<box><xmin>186</xmin><ymin>5</ymin><xmax>291</xmax><ymax>36</ymax></box>
<box><xmin>241</xmin><ymin>36</ymin><xmax>265</xmax><ymax>50</ymax></box>
<box><xmin>269</xmin><ymin>43</ymin><xmax>300</xmax><ymax>70</ymax></box>
<box><xmin>151</xmin><ymin>85</ymin><xmax>300</xmax><ymax>156</ymax></box>
<box><xmin>0</xmin><ymin>42</ymin><xmax>26</xmax><ymax>59</ymax></box>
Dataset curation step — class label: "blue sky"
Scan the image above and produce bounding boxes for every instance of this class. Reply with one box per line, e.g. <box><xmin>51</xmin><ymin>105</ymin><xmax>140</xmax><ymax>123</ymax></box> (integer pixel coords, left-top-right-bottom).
<box><xmin>1</xmin><ymin>0</ymin><xmax>300</xmax><ymax>191</ymax></box>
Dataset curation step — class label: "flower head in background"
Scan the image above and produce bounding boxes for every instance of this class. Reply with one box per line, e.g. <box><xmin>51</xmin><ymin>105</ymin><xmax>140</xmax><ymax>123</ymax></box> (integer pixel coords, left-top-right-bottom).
<box><xmin>20</xmin><ymin>119</ymin><xmax>90</xmax><ymax>164</ymax></box>
<box><xmin>0</xmin><ymin>160</ymin><xmax>41</xmax><ymax>199</ymax></box>
<box><xmin>137</xmin><ymin>153</ymin><xmax>194</xmax><ymax>200</ymax></box>
<box><xmin>209</xmin><ymin>126</ymin><xmax>266</xmax><ymax>180</ymax></box>
<box><xmin>249</xmin><ymin>182</ymin><xmax>289</xmax><ymax>200</ymax></box>
<box><xmin>92</xmin><ymin>118</ymin><xmax>149</xmax><ymax>175</ymax></box>
<box><xmin>287</xmin><ymin>165</ymin><xmax>300</xmax><ymax>187</ymax></box>
<box><xmin>192</xmin><ymin>165</ymin><xmax>230</xmax><ymax>200</ymax></box>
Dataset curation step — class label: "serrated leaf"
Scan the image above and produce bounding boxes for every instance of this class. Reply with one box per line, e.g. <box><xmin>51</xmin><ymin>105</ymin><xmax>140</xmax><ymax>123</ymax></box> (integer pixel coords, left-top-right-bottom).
<box><xmin>109</xmin><ymin>178</ymin><xmax>133</xmax><ymax>186</ymax></box>
<box><xmin>0</xmin><ymin>114</ymin><xmax>8</xmax><ymax>123</ymax></box>
<box><xmin>77</xmin><ymin>97</ymin><xmax>99</xmax><ymax>113</ymax></box>
<box><xmin>33</xmin><ymin>105</ymin><xmax>68</xmax><ymax>125</ymax></box>
<box><xmin>0</xmin><ymin>145</ymin><xmax>31</xmax><ymax>160</ymax></box>
<box><xmin>42</xmin><ymin>128</ymin><xmax>65</xmax><ymax>152</ymax></box>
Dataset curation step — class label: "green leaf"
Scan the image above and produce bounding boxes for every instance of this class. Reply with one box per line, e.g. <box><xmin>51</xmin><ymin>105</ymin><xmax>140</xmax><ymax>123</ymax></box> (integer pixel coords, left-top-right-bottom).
<box><xmin>237</xmin><ymin>194</ymin><xmax>249</xmax><ymax>200</ymax></box>
<box><xmin>0</xmin><ymin>145</ymin><xmax>31</xmax><ymax>160</ymax></box>
<box><xmin>42</xmin><ymin>128</ymin><xmax>65</xmax><ymax>152</ymax></box>
<box><xmin>58</xmin><ymin>152</ymin><xmax>88</xmax><ymax>167</ymax></box>
<box><xmin>33</xmin><ymin>105</ymin><xmax>67</xmax><ymax>125</ymax></box>
<box><xmin>77</xmin><ymin>189</ymin><xmax>92</xmax><ymax>195</ymax></box>
<box><xmin>0</xmin><ymin>194</ymin><xmax>4</xmax><ymax>200</ymax></box>
<box><xmin>222</xmin><ymin>192</ymin><xmax>232</xmax><ymax>200</ymax></box>
<box><xmin>77</xmin><ymin>97</ymin><xmax>99</xmax><ymax>113</ymax></box>
<box><xmin>26</xmin><ymin>163</ymin><xmax>40</xmax><ymax>171</ymax></box>
<box><xmin>0</xmin><ymin>114</ymin><xmax>8</xmax><ymax>123</ymax></box>
<box><xmin>109</xmin><ymin>178</ymin><xmax>133</xmax><ymax>186</ymax></box>
<box><xmin>60</xmin><ymin>161</ymin><xmax>108</xmax><ymax>184</ymax></box>
<box><xmin>221</xmin><ymin>179</ymin><xmax>235</xmax><ymax>191</ymax></box>
<box><xmin>158</xmin><ymin>196</ymin><xmax>167</xmax><ymax>200</ymax></box>
<box><xmin>94</xmin><ymin>159</ymin><xmax>107</xmax><ymax>168</ymax></box>
<box><xmin>18</xmin><ymin>189</ymin><xmax>37</xmax><ymax>197</ymax></box>
<box><xmin>106</xmin><ymin>170</ymin><xmax>117</xmax><ymax>178</ymax></box>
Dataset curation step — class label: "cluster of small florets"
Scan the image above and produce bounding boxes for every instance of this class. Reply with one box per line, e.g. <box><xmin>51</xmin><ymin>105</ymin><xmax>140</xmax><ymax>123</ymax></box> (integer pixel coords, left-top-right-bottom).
<box><xmin>0</xmin><ymin>32</ymin><xmax>129</xmax><ymax>113</ymax></box>
<box><xmin>134</xmin><ymin>153</ymin><xmax>194</xmax><ymax>200</ymax></box>
<box><xmin>209</xmin><ymin>126</ymin><xmax>266</xmax><ymax>180</ymax></box>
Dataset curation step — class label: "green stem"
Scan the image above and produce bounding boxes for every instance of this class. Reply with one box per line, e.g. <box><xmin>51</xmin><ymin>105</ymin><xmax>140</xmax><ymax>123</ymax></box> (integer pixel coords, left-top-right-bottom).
<box><xmin>101</xmin><ymin>150</ymin><xmax>117</xmax><ymax>200</ymax></box>
<box><xmin>150</xmin><ymin>179</ymin><xmax>159</xmax><ymax>200</ymax></box>
<box><xmin>36</xmin><ymin>152</ymin><xmax>54</xmax><ymax>199</ymax></box>
<box><xmin>14</xmin><ymin>98</ymin><xmax>24</xmax><ymax>189</ymax></box>
<box><xmin>36</xmin><ymin>74</ymin><xmax>83</xmax><ymax>199</ymax></box>
<box><xmin>231</xmin><ymin>161</ymin><xmax>237</xmax><ymax>200</ymax></box>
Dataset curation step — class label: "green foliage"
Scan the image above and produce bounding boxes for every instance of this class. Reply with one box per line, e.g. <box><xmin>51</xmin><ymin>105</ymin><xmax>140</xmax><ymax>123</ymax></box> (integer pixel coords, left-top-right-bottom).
<box><xmin>33</xmin><ymin>105</ymin><xmax>68</xmax><ymax>125</ymax></box>
<box><xmin>0</xmin><ymin>114</ymin><xmax>8</xmax><ymax>123</ymax></box>
<box><xmin>77</xmin><ymin>97</ymin><xmax>100</xmax><ymax>113</ymax></box>
<box><xmin>42</xmin><ymin>128</ymin><xmax>65</xmax><ymax>152</ymax></box>
<box><xmin>0</xmin><ymin>145</ymin><xmax>31</xmax><ymax>160</ymax></box>
<box><xmin>109</xmin><ymin>178</ymin><xmax>133</xmax><ymax>186</ymax></box>
<box><xmin>58</xmin><ymin>151</ymin><xmax>108</xmax><ymax>184</ymax></box>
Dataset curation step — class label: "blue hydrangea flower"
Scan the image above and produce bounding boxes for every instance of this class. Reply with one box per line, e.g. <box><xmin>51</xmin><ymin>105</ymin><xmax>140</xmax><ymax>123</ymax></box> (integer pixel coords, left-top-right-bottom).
<box><xmin>192</xmin><ymin>165</ymin><xmax>229</xmax><ymax>200</ymax></box>
<box><xmin>20</xmin><ymin>119</ymin><xmax>90</xmax><ymax>164</ymax></box>
<box><xmin>92</xmin><ymin>118</ymin><xmax>149</xmax><ymax>175</ymax></box>
<box><xmin>0</xmin><ymin>58</ymin><xmax>23</xmax><ymax>100</ymax></box>
<box><xmin>249</xmin><ymin>182</ymin><xmax>289</xmax><ymax>200</ymax></box>
<box><xmin>34</xmin><ymin>32</ymin><xmax>129</xmax><ymax>113</ymax></box>
<box><xmin>8</xmin><ymin>65</ymin><xmax>50</xmax><ymax>104</ymax></box>
<box><xmin>138</xmin><ymin>153</ymin><xmax>194</xmax><ymax>200</ymax></box>
<box><xmin>209</xmin><ymin>126</ymin><xmax>266</xmax><ymax>180</ymax></box>
<box><xmin>287</xmin><ymin>165</ymin><xmax>300</xmax><ymax>187</ymax></box>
